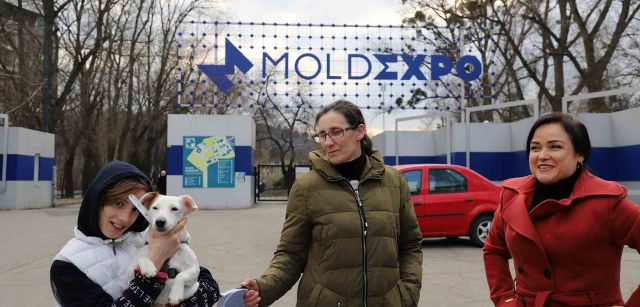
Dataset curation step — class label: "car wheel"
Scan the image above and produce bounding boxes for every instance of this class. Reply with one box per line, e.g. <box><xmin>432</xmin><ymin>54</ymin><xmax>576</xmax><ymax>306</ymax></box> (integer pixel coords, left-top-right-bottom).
<box><xmin>470</xmin><ymin>215</ymin><xmax>493</xmax><ymax>247</ymax></box>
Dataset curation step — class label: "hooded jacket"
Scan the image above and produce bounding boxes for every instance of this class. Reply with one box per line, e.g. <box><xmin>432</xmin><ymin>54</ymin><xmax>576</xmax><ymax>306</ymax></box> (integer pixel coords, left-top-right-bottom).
<box><xmin>256</xmin><ymin>150</ymin><xmax>423</xmax><ymax>307</ymax></box>
<box><xmin>483</xmin><ymin>171</ymin><xmax>640</xmax><ymax>307</ymax></box>
<box><xmin>76</xmin><ymin>160</ymin><xmax>152</xmax><ymax>240</ymax></box>
<box><xmin>50</xmin><ymin>161</ymin><xmax>220</xmax><ymax>307</ymax></box>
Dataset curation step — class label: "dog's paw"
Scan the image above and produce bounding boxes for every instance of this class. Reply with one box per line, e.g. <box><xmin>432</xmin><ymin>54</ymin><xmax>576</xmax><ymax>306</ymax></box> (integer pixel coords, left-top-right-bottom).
<box><xmin>138</xmin><ymin>258</ymin><xmax>157</xmax><ymax>278</ymax></box>
<box><xmin>168</xmin><ymin>287</ymin><xmax>185</xmax><ymax>305</ymax></box>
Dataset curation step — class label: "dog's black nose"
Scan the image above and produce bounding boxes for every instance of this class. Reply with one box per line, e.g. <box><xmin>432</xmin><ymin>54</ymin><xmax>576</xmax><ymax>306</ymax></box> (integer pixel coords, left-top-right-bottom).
<box><xmin>155</xmin><ymin>220</ymin><xmax>166</xmax><ymax>229</ymax></box>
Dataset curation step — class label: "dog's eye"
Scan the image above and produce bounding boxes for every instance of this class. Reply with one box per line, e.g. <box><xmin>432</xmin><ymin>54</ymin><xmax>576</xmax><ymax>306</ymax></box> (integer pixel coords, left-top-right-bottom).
<box><xmin>171</xmin><ymin>207</ymin><xmax>178</xmax><ymax>211</ymax></box>
<box><xmin>151</xmin><ymin>207</ymin><xmax>157</xmax><ymax>210</ymax></box>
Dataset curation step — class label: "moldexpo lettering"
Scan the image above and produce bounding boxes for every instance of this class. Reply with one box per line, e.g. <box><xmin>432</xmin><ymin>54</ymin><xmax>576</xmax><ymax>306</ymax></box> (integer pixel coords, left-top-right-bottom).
<box><xmin>198</xmin><ymin>38</ymin><xmax>482</xmax><ymax>93</ymax></box>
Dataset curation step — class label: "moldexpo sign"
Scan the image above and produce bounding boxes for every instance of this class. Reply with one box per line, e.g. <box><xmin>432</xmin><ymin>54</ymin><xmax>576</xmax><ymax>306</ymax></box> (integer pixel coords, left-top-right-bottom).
<box><xmin>198</xmin><ymin>38</ymin><xmax>482</xmax><ymax>93</ymax></box>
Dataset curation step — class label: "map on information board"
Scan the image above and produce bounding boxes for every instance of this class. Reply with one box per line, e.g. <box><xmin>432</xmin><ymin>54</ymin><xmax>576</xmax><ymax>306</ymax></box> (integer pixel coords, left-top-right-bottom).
<box><xmin>183</xmin><ymin>136</ymin><xmax>236</xmax><ymax>188</ymax></box>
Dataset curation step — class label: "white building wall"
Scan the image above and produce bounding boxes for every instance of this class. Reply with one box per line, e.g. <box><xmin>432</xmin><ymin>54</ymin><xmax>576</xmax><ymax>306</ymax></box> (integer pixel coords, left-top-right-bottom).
<box><xmin>451</xmin><ymin>122</ymin><xmax>512</xmax><ymax>152</ymax></box>
<box><xmin>607</xmin><ymin>108</ymin><xmax>640</xmax><ymax>202</ymax></box>
<box><xmin>509</xmin><ymin>117</ymin><xmax>536</xmax><ymax>152</ymax></box>
<box><xmin>576</xmin><ymin>113</ymin><xmax>613</xmax><ymax>147</ymax></box>
<box><xmin>610</xmin><ymin>107</ymin><xmax>640</xmax><ymax>147</ymax></box>
<box><xmin>375</xmin><ymin>107</ymin><xmax>640</xmax><ymax>203</ymax></box>
<box><xmin>0</xmin><ymin>126</ymin><xmax>55</xmax><ymax>210</ymax></box>
<box><xmin>373</xmin><ymin>130</ymin><xmax>433</xmax><ymax>156</ymax></box>
<box><xmin>380</xmin><ymin>111</ymin><xmax>637</xmax><ymax>157</ymax></box>
<box><xmin>432</xmin><ymin>127</ymin><xmax>449</xmax><ymax>156</ymax></box>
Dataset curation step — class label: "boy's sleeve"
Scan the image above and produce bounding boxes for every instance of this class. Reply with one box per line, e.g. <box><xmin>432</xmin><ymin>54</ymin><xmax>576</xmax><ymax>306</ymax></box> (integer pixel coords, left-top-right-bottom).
<box><xmin>51</xmin><ymin>259</ymin><xmax>167</xmax><ymax>307</ymax></box>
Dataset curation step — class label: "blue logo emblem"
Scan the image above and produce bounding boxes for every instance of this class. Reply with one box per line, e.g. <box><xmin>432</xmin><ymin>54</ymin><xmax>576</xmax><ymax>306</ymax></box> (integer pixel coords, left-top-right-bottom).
<box><xmin>198</xmin><ymin>38</ymin><xmax>254</xmax><ymax>93</ymax></box>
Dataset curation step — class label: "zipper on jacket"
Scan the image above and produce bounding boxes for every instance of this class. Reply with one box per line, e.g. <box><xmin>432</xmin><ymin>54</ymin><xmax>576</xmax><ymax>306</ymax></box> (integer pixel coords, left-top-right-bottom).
<box><xmin>349</xmin><ymin>180</ymin><xmax>368</xmax><ymax>307</ymax></box>
<box><xmin>111</xmin><ymin>239</ymin><xmax>116</xmax><ymax>255</ymax></box>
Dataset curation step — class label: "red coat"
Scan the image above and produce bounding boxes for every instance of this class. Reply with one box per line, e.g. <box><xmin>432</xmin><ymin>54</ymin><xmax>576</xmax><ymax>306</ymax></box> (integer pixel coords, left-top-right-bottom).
<box><xmin>483</xmin><ymin>171</ymin><xmax>640</xmax><ymax>307</ymax></box>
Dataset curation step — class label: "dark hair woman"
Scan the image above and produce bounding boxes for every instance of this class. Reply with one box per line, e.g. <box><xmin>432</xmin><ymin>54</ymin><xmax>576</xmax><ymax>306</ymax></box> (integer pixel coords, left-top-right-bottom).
<box><xmin>483</xmin><ymin>113</ymin><xmax>640</xmax><ymax>307</ymax></box>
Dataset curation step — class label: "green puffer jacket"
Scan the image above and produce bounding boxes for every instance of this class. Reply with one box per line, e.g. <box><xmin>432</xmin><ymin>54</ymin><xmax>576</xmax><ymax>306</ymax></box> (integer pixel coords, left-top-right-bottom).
<box><xmin>256</xmin><ymin>150</ymin><xmax>423</xmax><ymax>307</ymax></box>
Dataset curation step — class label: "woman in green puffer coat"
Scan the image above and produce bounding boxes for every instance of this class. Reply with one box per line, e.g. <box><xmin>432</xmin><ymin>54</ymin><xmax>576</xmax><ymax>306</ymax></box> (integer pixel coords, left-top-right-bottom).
<box><xmin>241</xmin><ymin>100</ymin><xmax>423</xmax><ymax>307</ymax></box>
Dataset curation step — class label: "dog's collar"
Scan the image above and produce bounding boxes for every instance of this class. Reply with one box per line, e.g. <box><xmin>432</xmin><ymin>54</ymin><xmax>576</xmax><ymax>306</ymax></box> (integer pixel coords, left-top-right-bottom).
<box><xmin>160</xmin><ymin>259</ymin><xmax>179</xmax><ymax>279</ymax></box>
<box><xmin>144</xmin><ymin>240</ymin><xmax>189</xmax><ymax>245</ymax></box>
<box><xmin>146</xmin><ymin>240</ymin><xmax>189</xmax><ymax>279</ymax></box>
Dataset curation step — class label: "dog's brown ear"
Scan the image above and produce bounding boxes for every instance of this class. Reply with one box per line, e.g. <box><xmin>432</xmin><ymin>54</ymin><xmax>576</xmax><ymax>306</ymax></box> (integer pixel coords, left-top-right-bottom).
<box><xmin>139</xmin><ymin>192</ymin><xmax>159</xmax><ymax>208</ymax></box>
<box><xmin>180</xmin><ymin>195</ymin><xmax>198</xmax><ymax>214</ymax></box>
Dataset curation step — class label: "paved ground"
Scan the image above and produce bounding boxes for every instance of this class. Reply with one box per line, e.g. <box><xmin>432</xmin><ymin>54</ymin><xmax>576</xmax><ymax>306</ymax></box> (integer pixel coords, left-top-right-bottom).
<box><xmin>1</xmin><ymin>201</ymin><xmax>638</xmax><ymax>306</ymax></box>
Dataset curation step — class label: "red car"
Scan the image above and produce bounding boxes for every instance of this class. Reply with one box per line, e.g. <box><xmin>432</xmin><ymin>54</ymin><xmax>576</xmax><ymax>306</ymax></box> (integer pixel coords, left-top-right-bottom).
<box><xmin>396</xmin><ymin>164</ymin><xmax>501</xmax><ymax>247</ymax></box>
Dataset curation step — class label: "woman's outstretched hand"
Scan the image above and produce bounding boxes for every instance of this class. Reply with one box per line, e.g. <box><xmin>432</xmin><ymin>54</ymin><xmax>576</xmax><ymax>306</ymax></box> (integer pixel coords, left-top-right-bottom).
<box><xmin>241</xmin><ymin>278</ymin><xmax>261</xmax><ymax>307</ymax></box>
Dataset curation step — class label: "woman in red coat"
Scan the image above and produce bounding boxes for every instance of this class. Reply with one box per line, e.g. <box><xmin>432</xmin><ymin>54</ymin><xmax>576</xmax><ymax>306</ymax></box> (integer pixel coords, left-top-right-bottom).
<box><xmin>483</xmin><ymin>113</ymin><xmax>640</xmax><ymax>307</ymax></box>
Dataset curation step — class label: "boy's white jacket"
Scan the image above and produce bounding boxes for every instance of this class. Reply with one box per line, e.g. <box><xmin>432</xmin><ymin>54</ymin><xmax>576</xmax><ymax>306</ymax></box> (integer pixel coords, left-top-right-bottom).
<box><xmin>54</xmin><ymin>227</ymin><xmax>147</xmax><ymax>300</ymax></box>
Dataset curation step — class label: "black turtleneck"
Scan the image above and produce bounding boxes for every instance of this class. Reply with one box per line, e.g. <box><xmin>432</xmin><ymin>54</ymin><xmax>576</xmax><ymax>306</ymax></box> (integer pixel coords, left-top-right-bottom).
<box><xmin>530</xmin><ymin>168</ymin><xmax>582</xmax><ymax>211</ymax></box>
<box><xmin>335</xmin><ymin>152</ymin><xmax>366</xmax><ymax>181</ymax></box>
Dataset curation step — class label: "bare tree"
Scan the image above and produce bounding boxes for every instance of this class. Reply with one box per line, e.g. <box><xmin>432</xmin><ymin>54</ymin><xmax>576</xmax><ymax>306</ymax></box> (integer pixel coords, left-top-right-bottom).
<box><xmin>127</xmin><ymin>0</ymin><xmax>206</xmax><ymax>178</ymax></box>
<box><xmin>251</xmin><ymin>69</ymin><xmax>315</xmax><ymax>192</ymax></box>
<box><xmin>0</xmin><ymin>0</ymin><xmax>223</xmax><ymax>195</ymax></box>
<box><xmin>401</xmin><ymin>0</ymin><xmax>510</xmax><ymax>122</ymax></box>
<box><xmin>56</xmin><ymin>0</ymin><xmax>113</xmax><ymax>197</ymax></box>
<box><xmin>489</xmin><ymin>0</ymin><xmax>640</xmax><ymax>112</ymax></box>
<box><xmin>0</xmin><ymin>1</ymin><xmax>56</xmax><ymax>129</ymax></box>
<box><xmin>402</xmin><ymin>0</ymin><xmax>640</xmax><ymax>114</ymax></box>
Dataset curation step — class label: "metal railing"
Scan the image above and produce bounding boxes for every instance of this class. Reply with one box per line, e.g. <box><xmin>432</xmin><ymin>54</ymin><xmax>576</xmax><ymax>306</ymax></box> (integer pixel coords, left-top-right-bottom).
<box><xmin>0</xmin><ymin>114</ymin><xmax>8</xmax><ymax>193</ymax></box>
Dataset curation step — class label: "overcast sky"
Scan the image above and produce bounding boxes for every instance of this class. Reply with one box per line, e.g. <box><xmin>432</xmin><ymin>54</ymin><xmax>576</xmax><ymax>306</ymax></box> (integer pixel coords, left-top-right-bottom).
<box><xmin>219</xmin><ymin>0</ymin><xmax>406</xmax><ymax>27</ymax></box>
<box><xmin>215</xmin><ymin>0</ymin><xmax>433</xmax><ymax>134</ymax></box>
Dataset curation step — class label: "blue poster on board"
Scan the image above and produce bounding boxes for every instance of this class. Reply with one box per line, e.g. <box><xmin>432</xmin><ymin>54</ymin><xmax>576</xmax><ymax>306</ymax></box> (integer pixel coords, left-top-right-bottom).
<box><xmin>182</xmin><ymin>136</ymin><xmax>236</xmax><ymax>188</ymax></box>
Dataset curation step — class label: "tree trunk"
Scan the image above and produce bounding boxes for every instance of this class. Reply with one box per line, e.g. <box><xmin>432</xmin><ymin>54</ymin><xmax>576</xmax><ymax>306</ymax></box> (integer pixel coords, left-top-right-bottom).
<box><xmin>81</xmin><ymin>141</ymin><xmax>100</xmax><ymax>195</ymax></box>
<box><xmin>62</xmin><ymin>150</ymin><xmax>76</xmax><ymax>198</ymax></box>
<box><xmin>41</xmin><ymin>0</ymin><xmax>59</xmax><ymax>133</ymax></box>
<box><xmin>584</xmin><ymin>70</ymin><xmax>608</xmax><ymax>112</ymax></box>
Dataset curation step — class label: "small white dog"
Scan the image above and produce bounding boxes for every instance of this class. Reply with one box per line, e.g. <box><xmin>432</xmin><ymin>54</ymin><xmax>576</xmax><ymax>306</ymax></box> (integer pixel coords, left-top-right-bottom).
<box><xmin>137</xmin><ymin>192</ymin><xmax>200</xmax><ymax>306</ymax></box>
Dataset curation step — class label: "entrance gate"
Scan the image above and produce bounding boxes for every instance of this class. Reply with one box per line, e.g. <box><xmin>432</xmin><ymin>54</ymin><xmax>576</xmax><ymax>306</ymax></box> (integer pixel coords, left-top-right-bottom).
<box><xmin>255</xmin><ymin>165</ymin><xmax>311</xmax><ymax>201</ymax></box>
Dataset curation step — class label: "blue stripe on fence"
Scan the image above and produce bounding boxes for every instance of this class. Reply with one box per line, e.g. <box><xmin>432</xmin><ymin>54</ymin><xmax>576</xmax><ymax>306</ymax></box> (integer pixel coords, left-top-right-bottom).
<box><xmin>39</xmin><ymin>156</ymin><xmax>54</xmax><ymax>180</ymax></box>
<box><xmin>0</xmin><ymin>154</ymin><xmax>54</xmax><ymax>181</ymax></box>
<box><xmin>385</xmin><ymin>144</ymin><xmax>640</xmax><ymax>181</ymax></box>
